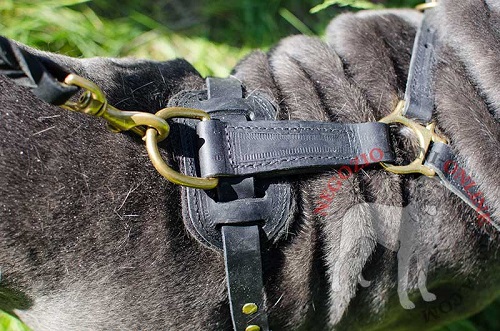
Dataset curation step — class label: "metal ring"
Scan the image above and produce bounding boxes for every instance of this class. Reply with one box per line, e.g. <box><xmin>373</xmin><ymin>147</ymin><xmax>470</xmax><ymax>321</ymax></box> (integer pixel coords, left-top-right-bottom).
<box><xmin>378</xmin><ymin>100</ymin><xmax>447</xmax><ymax>177</ymax></box>
<box><xmin>144</xmin><ymin>107</ymin><xmax>219</xmax><ymax>190</ymax></box>
<box><xmin>62</xmin><ymin>75</ymin><xmax>218</xmax><ymax>189</ymax></box>
<box><xmin>63</xmin><ymin>74</ymin><xmax>106</xmax><ymax>116</ymax></box>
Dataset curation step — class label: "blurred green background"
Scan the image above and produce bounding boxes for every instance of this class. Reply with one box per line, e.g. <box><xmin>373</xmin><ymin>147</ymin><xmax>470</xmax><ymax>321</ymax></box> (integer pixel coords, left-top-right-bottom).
<box><xmin>0</xmin><ymin>0</ymin><xmax>498</xmax><ymax>330</ymax></box>
<box><xmin>0</xmin><ymin>0</ymin><xmax>424</xmax><ymax>76</ymax></box>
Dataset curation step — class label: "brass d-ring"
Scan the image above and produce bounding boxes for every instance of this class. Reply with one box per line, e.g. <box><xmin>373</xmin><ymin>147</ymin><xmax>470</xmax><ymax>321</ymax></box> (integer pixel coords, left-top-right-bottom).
<box><xmin>144</xmin><ymin>107</ymin><xmax>219</xmax><ymax>190</ymax></box>
<box><xmin>378</xmin><ymin>100</ymin><xmax>447</xmax><ymax>177</ymax></box>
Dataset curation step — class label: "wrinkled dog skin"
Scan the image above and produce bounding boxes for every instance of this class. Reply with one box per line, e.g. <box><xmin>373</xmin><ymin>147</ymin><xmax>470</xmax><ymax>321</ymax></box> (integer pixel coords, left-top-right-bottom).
<box><xmin>1</xmin><ymin>1</ymin><xmax>499</xmax><ymax>330</ymax></box>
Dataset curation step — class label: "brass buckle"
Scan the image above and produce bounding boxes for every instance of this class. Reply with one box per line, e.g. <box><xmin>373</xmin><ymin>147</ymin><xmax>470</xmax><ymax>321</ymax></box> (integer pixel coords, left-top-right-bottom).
<box><xmin>144</xmin><ymin>107</ymin><xmax>219</xmax><ymax>190</ymax></box>
<box><xmin>378</xmin><ymin>100</ymin><xmax>447</xmax><ymax>177</ymax></box>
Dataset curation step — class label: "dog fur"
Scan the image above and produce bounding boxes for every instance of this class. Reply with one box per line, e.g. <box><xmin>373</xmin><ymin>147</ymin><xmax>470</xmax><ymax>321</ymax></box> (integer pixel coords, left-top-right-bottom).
<box><xmin>330</xmin><ymin>176</ymin><xmax>441</xmax><ymax>310</ymax></box>
<box><xmin>1</xmin><ymin>0</ymin><xmax>499</xmax><ymax>330</ymax></box>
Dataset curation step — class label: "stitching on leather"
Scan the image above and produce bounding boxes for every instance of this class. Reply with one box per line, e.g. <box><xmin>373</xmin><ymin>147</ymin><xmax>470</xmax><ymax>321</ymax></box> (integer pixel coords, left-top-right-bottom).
<box><xmin>225</xmin><ymin>125</ymin><xmax>355</xmax><ymax>169</ymax></box>
<box><xmin>224</xmin><ymin>124</ymin><xmax>353</xmax><ymax>169</ymax></box>
<box><xmin>233</xmin><ymin>155</ymin><xmax>353</xmax><ymax>169</ymax></box>
<box><xmin>179</xmin><ymin>117</ymin><xmax>204</xmax><ymax>244</ymax></box>
<box><xmin>178</xmin><ymin>87</ymin><xmax>293</xmax><ymax>248</ymax></box>
<box><xmin>225</xmin><ymin>125</ymin><xmax>234</xmax><ymax>167</ymax></box>
<box><xmin>273</xmin><ymin>184</ymin><xmax>289</xmax><ymax>237</ymax></box>
<box><xmin>180</xmin><ymin>115</ymin><xmax>216</xmax><ymax>249</ymax></box>
<box><xmin>230</xmin><ymin>125</ymin><xmax>349</xmax><ymax>132</ymax></box>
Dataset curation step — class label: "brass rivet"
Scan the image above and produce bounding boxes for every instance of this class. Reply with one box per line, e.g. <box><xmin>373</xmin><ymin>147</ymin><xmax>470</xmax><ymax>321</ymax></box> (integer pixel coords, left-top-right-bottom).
<box><xmin>242</xmin><ymin>303</ymin><xmax>258</xmax><ymax>315</ymax></box>
<box><xmin>245</xmin><ymin>325</ymin><xmax>261</xmax><ymax>331</ymax></box>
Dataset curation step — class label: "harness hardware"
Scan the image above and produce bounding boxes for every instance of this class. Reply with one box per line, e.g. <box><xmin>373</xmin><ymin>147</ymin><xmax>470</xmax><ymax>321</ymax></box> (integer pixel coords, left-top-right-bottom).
<box><xmin>378</xmin><ymin>100</ymin><xmax>448</xmax><ymax>176</ymax></box>
<box><xmin>63</xmin><ymin>73</ymin><xmax>219</xmax><ymax>189</ymax></box>
<box><xmin>60</xmin><ymin>72</ymin><xmax>449</xmax><ymax>187</ymax></box>
<box><xmin>62</xmin><ymin>74</ymin><xmax>163</xmax><ymax>139</ymax></box>
<box><xmin>144</xmin><ymin>107</ymin><xmax>219</xmax><ymax>190</ymax></box>
<box><xmin>1</xmin><ymin>1</ymin><xmax>498</xmax><ymax>330</ymax></box>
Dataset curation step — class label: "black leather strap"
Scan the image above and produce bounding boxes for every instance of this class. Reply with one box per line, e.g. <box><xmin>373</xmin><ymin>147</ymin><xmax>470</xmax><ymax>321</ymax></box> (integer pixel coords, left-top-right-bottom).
<box><xmin>425</xmin><ymin>142</ymin><xmax>498</xmax><ymax>229</ymax></box>
<box><xmin>170</xmin><ymin>77</ymin><xmax>285</xmax><ymax>331</ymax></box>
<box><xmin>402</xmin><ymin>1</ymin><xmax>438</xmax><ymax>123</ymax></box>
<box><xmin>170</xmin><ymin>78</ymin><xmax>293</xmax><ymax>250</ymax></box>
<box><xmin>197</xmin><ymin>120</ymin><xmax>395</xmax><ymax>177</ymax></box>
<box><xmin>223</xmin><ymin>225</ymin><xmax>270</xmax><ymax>331</ymax></box>
<box><xmin>402</xmin><ymin>4</ymin><xmax>496</xmax><ymax>226</ymax></box>
<box><xmin>0</xmin><ymin>36</ymin><xmax>78</xmax><ymax>105</ymax></box>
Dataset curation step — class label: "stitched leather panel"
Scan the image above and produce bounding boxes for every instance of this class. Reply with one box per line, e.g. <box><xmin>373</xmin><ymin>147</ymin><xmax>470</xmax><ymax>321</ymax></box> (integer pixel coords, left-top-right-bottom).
<box><xmin>169</xmin><ymin>77</ymin><xmax>294</xmax><ymax>250</ymax></box>
<box><xmin>197</xmin><ymin>120</ymin><xmax>395</xmax><ymax>177</ymax></box>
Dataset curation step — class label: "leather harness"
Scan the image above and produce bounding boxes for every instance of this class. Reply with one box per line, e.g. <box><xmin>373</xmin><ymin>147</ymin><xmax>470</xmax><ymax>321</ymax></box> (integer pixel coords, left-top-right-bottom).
<box><xmin>0</xmin><ymin>1</ymin><xmax>496</xmax><ymax>330</ymax></box>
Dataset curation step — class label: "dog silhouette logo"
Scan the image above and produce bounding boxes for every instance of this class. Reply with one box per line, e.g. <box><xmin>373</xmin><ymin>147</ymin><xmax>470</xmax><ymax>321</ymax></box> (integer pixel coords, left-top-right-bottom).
<box><xmin>331</xmin><ymin>176</ymin><xmax>440</xmax><ymax>309</ymax></box>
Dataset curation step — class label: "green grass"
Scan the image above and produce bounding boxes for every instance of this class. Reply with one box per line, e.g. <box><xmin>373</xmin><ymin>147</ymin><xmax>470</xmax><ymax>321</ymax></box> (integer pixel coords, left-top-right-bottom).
<box><xmin>0</xmin><ymin>0</ymin><xmax>498</xmax><ymax>330</ymax></box>
<box><xmin>0</xmin><ymin>312</ymin><xmax>30</xmax><ymax>331</ymax></box>
<box><xmin>0</xmin><ymin>0</ymin><xmax>250</xmax><ymax>77</ymax></box>
<box><xmin>0</xmin><ymin>0</ymin><xmax>421</xmax><ymax>76</ymax></box>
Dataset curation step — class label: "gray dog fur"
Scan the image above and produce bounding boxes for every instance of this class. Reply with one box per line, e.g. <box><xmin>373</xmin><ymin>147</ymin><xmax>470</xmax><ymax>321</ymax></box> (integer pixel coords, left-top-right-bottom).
<box><xmin>0</xmin><ymin>0</ymin><xmax>499</xmax><ymax>330</ymax></box>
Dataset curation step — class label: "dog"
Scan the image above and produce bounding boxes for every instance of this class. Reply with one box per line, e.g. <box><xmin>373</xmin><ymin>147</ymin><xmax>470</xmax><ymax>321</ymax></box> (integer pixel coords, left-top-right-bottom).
<box><xmin>1</xmin><ymin>0</ymin><xmax>499</xmax><ymax>330</ymax></box>
<box><xmin>330</xmin><ymin>176</ymin><xmax>441</xmax><ymax>310</ymax></box>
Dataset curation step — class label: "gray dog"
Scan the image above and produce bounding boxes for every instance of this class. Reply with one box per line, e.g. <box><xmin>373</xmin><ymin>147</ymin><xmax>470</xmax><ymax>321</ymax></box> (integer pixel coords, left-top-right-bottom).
<box><xmin>331</xmin><ymin>176</ymin><xmax>441</xmax><ymax>310</ymax></box>
<box><xmin>1</xmin><ymin>0</ymin><xmax>499</xmax><ymax>330</ymax></box>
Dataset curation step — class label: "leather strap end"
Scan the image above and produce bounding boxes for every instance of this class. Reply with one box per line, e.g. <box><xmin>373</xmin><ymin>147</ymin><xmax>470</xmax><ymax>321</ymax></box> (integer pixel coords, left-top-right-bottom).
<box><xmin>0</xmin><ymin>36</ymin><xmax>78</xmax><ymax>105</ymax></box>
<box><xmin>222</xmin><ymin>225</ymin><xmax>270</xmax><ymax>331</ymax></box>
<box><xmin>425</xmin><ymin>142</ymin><xmax>498</xmax><ymax>230</ymax></box>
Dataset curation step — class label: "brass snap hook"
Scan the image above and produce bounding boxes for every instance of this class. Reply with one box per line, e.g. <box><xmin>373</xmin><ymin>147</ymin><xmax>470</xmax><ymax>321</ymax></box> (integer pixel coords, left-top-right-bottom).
<box><xmin>62</xmin><ymin>74</ymin><xmax>107</xmax><ymax>115</ymax></box>
<box><xmin>378</xmin><ymin>100</ymin><xmax>448</xmax><ymax>177</ymax></box>
<box><xmin>61</xmin><ymin>74</ymin><xmax>218</xmax><ymax>189</ymax></box>
<box><xmin>62</xmin><ymin>74</ymin><xmax>169</xmax><ymax>140</ymax></box>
